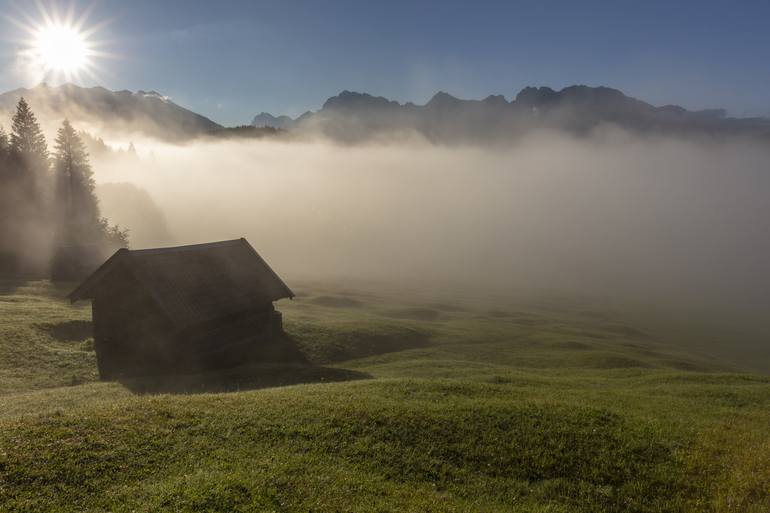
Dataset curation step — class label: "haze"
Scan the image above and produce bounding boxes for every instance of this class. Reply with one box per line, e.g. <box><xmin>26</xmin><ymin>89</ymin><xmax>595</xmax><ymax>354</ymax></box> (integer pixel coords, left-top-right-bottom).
<box><xmin>93</xmin><ymin>132</ymin><xmax>770</xmax><ymax>340</ymax></box>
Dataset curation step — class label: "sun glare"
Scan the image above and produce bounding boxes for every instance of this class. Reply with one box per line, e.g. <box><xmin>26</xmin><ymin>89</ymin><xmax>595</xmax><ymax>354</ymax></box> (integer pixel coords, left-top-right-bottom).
<box><xmin>10</xmin><ymin>4</ymin><xmax>108</xmax><ymax>85</ymax></box>
<box><xmin>34</xmin><ymin>23</ymin><xmax>90</xmax><ymax>74</ymax></box>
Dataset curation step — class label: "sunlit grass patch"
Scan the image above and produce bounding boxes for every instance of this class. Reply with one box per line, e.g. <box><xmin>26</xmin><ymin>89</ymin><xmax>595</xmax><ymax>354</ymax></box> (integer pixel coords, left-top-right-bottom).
<box><xmin>0</xmin><ymin>280</ymin><xmax>769</xmax><ymax>512</ymax></box>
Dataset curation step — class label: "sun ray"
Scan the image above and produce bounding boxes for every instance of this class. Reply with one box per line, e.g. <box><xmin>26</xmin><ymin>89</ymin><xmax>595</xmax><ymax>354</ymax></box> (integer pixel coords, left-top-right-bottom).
<box><xmin>9</xmin><ymin>1</ymin><xmax>112</xmax><ymax>86</ymax></box>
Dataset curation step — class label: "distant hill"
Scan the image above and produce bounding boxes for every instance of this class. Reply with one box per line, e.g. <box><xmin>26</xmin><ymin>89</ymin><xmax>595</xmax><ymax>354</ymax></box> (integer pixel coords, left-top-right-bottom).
<box><xmin>251</xmin><ymin>112</ymin><xmax>297</xmax><ymax>130</ymax></box>
<box><xmin>206</xmin><ymin>124</ymin><xmax>285</xmax><ymax>140</ymax></box>
<box><xmin>252</xmin><ymin>85</ymin><xmax>770</xmax><ymax>143</ymax></box>
<box><xmin>0</xmin><ymin>83</ymin><xmax>222</xmax><ymax>142</ymax></box>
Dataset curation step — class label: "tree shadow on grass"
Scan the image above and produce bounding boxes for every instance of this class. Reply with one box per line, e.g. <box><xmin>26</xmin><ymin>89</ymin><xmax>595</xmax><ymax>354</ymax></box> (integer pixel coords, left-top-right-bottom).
<box><xmin>118</xmin><ymin>363</ymin><xmax>372</xmax><ymax>395</ymax></box>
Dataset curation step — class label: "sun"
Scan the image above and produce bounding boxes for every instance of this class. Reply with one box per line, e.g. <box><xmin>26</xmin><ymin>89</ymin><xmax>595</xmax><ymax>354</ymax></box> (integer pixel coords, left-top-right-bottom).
<box><xmin>33</xmin><ymin>23</ymin><xmax>91</xmax><ymax>74</ymax></box>
<box><xmin>10</xmin><ymin>3</ymin><xmax>110</xmax><ymax>85</ymax></box>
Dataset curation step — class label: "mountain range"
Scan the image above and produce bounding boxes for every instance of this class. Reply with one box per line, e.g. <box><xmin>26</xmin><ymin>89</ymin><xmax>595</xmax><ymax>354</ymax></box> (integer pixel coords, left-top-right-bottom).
<box><xmin>253</xmin><ymin>86</ymin><xmax>770</xmax><ymax>143</ymax></box>
<box><xmin>1</xmin><ymin>83</ymin><xmax>767</xmax><ymax>144</ymax></box>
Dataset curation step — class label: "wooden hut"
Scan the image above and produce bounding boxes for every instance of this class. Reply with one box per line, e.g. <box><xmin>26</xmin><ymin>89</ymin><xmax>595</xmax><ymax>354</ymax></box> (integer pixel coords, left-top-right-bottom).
<box><xmin>69</xmin><ymin>238</ymin><xmax>296</xmax><ymax>379</ymax></box>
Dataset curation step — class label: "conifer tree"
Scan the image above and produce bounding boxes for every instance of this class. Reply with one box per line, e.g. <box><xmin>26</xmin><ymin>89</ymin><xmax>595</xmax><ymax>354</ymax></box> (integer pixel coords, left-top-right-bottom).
<box><xmin>0</xmin><ymin>126</ymin><xmax>8</xmax><ymax>159</ymax></box>
<box><xmin>3</xmin><ymin>99</ymin><xmax>51</xmax><ymax>274</ymax></box>
<box><xmin>10</xmin><ymin>98</ymin><xmax>48</xmax><ymax>170</ymax></box>
<box><xmin>53</xmin><ymin>120</ymin><xmax>100</xmax><ymax>244</ymax></box>
<box><xmin>0</xmin><ymin>125</ymin><xmax>10</xmax><ymax>262</ymax></box>
<box><xmin>0</xmin><ymin>125</ymin><xmax>9</xmax><ymax>185</ymax></box>
<box><xmin>53</xmin><ymin>120</ymin><xmax>128</xmax><ymax>250</ymax></box>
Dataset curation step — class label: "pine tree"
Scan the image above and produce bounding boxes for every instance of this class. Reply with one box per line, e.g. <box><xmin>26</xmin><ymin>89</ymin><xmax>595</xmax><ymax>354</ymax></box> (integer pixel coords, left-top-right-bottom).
<box><xmin>0</xmin><ymin>125</ymin><xmax>9</xmax><ymax>184</ymax></box>
<box><xmin>52</xmin><ymin>120</ymin><xmax>128</xmax><ymax>250</ymax></box>
<box><xmin>0</xmin><ymin>126</ymin><xmax>8</xmax><ymax>159</ymax></box>
<box><xmin>3</xmin><ymin>99</ymin><xmax>51</xmax><ymax>275</ymax></box>
<box><xmin>53</xmin><ymin>120</ymin><xmax>100</xmax><ymax>245</ymax></box>
<box><xmin>0</xmin><ymin>125</ymin><xmax>10</xmax><ymax>261</ymax></box>
<box><xmin>10</xmin><ymin>98</ymin><xmax>48</xmax><ymax>168</ymax></box>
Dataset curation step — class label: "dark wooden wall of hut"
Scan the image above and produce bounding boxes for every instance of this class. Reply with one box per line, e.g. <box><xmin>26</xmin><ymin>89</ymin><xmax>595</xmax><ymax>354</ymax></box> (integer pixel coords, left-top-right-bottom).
<box><xmin>174</xmin><ymin>305</ymin><xmax>299</xmax><ymax>371</ymax></box>
<box><xmin>92</xmin><ymin>266</ymin><xmax>174</xmax><ymax>379</ymax></box>
<box><xmin>92</xmin><ymin>270</ymin><xmax>295</xmax><ymax>378</ymax></box>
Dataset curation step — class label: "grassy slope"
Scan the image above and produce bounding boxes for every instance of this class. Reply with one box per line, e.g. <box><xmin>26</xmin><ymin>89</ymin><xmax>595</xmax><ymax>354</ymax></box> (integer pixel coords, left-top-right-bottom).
<box><xmin>0</xmin><ymin>280</ymin><xmax>769</xmax><ymax>512</ymax></box>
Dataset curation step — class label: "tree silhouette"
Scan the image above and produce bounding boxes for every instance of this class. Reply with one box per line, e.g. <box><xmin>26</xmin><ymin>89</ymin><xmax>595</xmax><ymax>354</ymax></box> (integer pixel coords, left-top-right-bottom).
<box><xmin>54</xmin><ymin>119</ymin><xmax>128</xmax><ymax>249</ymax></box>
<box><xmin>54</xmin><ymin>120</ymin><xmax>101</xmax><ymax>245</ymax></box>
<box><xmin>0</xmin><ymin>125</ymin><xmax>11</xmax><ymax>272</ymax></box>
<box><xmin>1</xmin><ymin>99</ymin><xmax>52</xmax><ymax>275</ymax></box>
<box><xmin>1</xmin><ymin>102</ymin><xmax>127</xmax><ymax>278</ymax></box>
<box><xmin>0</xmin><ymin>126</ymin><xmax>8</xmax><ymax>160</ymax></box>
<box><xmin>10</xmin><ymin>98</ymin><xmax>48</xmax><ymax>170</ymax></box>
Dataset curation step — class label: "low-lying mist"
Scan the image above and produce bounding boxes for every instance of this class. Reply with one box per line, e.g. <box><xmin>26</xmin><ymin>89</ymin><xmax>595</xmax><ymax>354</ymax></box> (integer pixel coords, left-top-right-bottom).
<box><xmin>94</xmin><ymin>132</ymin><xmax>770</xmax><ymax>333</ymax></box>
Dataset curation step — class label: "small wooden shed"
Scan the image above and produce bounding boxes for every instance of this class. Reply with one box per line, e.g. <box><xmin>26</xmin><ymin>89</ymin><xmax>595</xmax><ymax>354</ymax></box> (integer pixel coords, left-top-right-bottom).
<box><xmin>69</xmin><ymin>238</ymin><xmax>296</xmax><ymax>379</ymax></box>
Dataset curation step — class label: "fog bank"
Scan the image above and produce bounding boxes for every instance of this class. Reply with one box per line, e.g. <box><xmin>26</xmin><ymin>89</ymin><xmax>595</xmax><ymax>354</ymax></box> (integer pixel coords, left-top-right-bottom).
<box><xmin>94</xmin><ymin>133</ymin><xmax>770</xmax><ymax>328</ymax></box>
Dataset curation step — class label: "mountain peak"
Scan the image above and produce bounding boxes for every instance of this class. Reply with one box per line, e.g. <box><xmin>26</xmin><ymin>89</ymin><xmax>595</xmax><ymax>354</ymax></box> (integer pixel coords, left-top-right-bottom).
<box><xmin>136</xmin><ymin>90</ymin><xmax>170</xmax><ymax>102</ymax></box>
<box><xmin>558</xmin><ymin>85</ymin><xmax>628</xmax><ymax>103</ymax></box>
<box><xmin>251</xmin><ymin>112</ymin><xmax>295</xmax><ymax>129</ymax></box>
<box><xmin>426</xmin><ymin>91</ymin><xmax>461</xmax><ymax>107</ymax></box>
<box><xmin>322</xmin><ymin>91</ymin><xmax>400</xmax><ymax>111</ymax></box>
<box><xmin>482</xmin><ymin>94</ymin><xmax>508</xmax><ymax>106</ymax></box>
<box><xmin>514</xmin><ymin>86</ymin><xmax>558</xmax><ymax>105</ymax></box>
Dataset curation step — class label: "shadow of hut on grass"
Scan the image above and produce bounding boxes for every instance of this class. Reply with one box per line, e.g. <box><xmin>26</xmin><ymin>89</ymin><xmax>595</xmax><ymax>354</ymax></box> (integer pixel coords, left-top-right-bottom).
<box><xmin>118</xmin><ymin>363</ymin><xmax>372</xmax><ymax>395</ymax></box>
<box><xmin>37</xmin><ymin>320</ymin><xmax>93</xmax><ymax>341</ymax></box>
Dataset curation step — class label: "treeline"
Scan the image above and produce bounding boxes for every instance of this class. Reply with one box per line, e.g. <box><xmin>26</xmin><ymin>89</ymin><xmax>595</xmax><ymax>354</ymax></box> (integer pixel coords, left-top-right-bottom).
<box><xmin>205</xmin><ymin>125</ymin><xmax>284</xmax><ymax>140</ymax></box>
<box><xmin>0</xmin><ymin>98</ymin><xmax>127</xmax><ymax>278</ymax></box>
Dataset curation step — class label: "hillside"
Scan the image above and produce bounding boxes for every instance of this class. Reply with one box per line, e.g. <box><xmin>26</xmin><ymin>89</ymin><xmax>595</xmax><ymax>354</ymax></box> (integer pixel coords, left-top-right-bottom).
<box><xmin>0</xmin><ymin>280</ymin><xmax>768</xmax><ymax>512</ymax></box>
<box><xmin>0</xmin><ymin>84</ymin><xmax>222</xmax><ymax>141</ymax></box>
<box><xmin>252</xmin><ymin>86</ymin><xmax>770</xmax><ymax>144</ymax></box>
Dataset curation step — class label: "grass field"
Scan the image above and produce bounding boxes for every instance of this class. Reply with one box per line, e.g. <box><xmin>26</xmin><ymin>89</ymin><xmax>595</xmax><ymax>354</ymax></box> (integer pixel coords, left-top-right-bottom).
<box><xmin>0</xmin><ymin>279</ymin><xmax>769</xmax><ymax>512</ymax></box>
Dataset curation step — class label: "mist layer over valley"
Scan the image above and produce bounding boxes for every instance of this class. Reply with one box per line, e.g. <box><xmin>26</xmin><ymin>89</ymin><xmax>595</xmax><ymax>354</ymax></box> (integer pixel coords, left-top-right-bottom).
<box><xmin>93</xmin><ymin>133</ymin><xmax>770</xmax><ymax>363</ymax></box>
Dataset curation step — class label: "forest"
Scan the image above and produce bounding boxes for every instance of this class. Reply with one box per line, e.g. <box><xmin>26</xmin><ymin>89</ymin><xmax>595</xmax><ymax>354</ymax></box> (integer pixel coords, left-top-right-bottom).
<box><xmin>0</xmin><ymin>98</ymin><xmax>127</xmax><ymax>278</ymax></box>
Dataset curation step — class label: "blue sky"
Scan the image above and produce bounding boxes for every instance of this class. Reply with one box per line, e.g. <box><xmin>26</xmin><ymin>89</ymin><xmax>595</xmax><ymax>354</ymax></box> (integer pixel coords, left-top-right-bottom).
<box><xmin>0</xmin><ymin>0</ymin><xmax>768</xmax><ymax>125</ymax></box>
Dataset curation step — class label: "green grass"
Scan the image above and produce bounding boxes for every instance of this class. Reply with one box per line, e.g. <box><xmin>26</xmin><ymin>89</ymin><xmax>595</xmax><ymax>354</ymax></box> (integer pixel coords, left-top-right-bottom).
<box><xmin>0</xmin><ymin>281</ymin><xmax>97</xmax><ymax>394</ymax></box>
<box><xmin>0</xmin><ymin>279</ymin><xmax>769</xmax><ymax>512</ymax></box>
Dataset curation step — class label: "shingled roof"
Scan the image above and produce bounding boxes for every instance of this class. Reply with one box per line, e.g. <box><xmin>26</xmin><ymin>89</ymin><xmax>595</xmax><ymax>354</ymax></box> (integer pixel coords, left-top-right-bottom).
<box><xmin>69</xmin><ymin>239</ymin><xmax>294</xmax><ymax>327</ymax></box>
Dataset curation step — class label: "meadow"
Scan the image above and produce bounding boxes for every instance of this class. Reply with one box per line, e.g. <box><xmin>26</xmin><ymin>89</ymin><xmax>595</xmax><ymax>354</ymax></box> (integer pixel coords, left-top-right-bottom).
<box><xmin>0</xmin><ymin>279</ymin><xmax>768</xmax><ymax>512</ymax></box>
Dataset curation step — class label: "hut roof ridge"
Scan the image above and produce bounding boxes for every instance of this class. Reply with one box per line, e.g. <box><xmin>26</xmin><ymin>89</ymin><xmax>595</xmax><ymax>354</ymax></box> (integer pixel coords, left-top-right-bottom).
<box><xmin>68</xmin><ymin>238</ymin><xmax>294</xmax><ymax>328</ymax></box>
